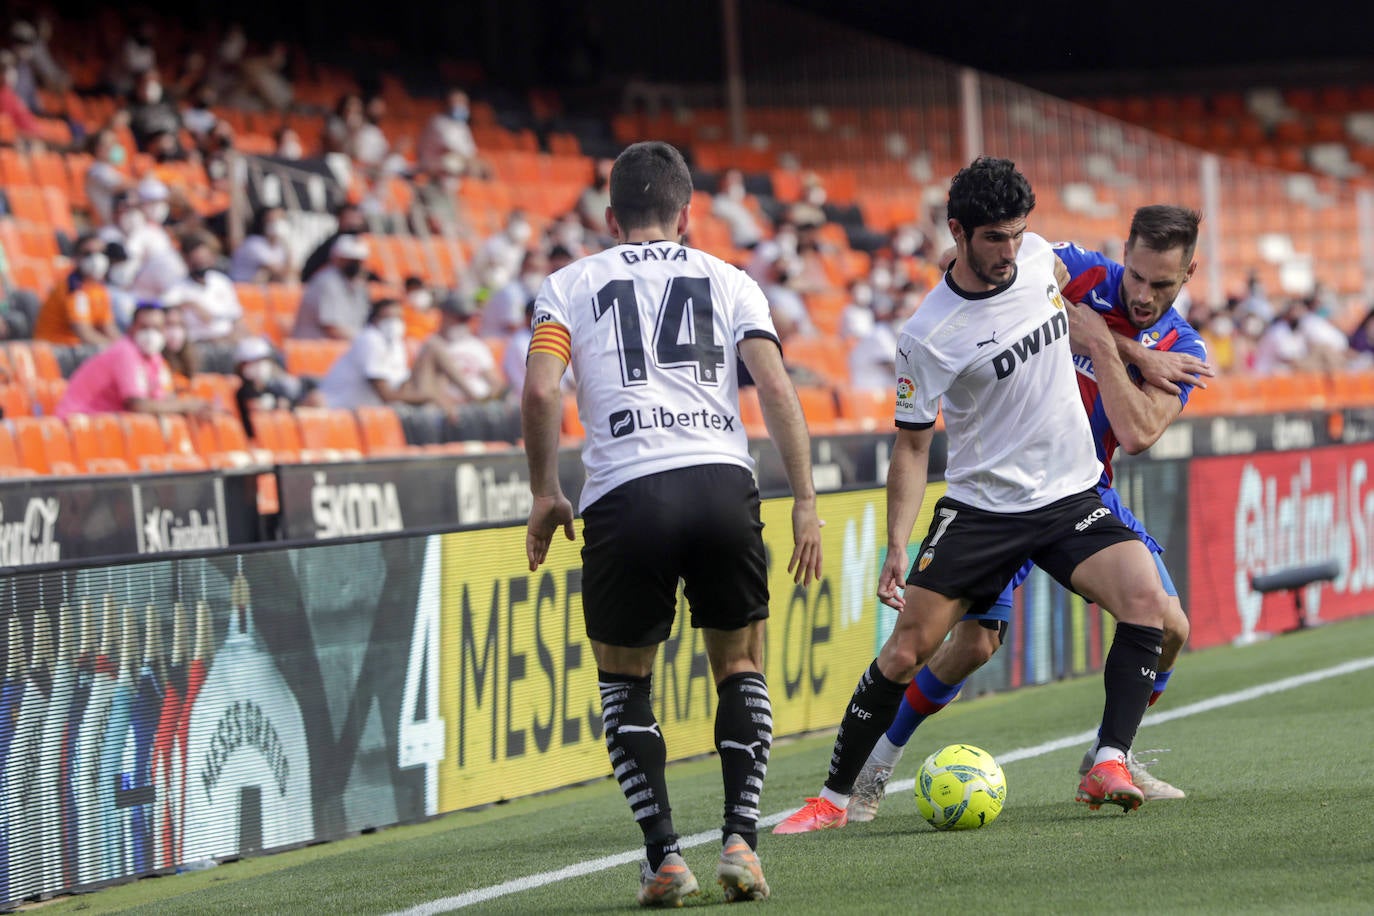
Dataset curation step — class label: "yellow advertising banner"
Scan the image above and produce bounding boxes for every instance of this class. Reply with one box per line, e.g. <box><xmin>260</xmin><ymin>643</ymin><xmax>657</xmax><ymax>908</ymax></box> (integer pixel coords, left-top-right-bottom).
<box><xmin>436</xmin><ymin>484</ymin><xmax>947</xmax><ymax>812</ymax></box>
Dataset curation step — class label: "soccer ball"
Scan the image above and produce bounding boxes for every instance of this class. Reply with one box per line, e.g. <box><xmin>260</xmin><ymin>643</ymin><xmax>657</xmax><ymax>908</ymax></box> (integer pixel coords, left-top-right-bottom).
<box><xmin>915</xmin><ymin>744</ymin><xmax>1007</xmax><ymax>830</ymax></box>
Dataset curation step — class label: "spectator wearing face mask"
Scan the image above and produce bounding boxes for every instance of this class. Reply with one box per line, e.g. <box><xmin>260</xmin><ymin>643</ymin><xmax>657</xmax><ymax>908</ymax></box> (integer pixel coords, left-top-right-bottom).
<box><xmin>412</xmin><ymin>294</ymin><xmax>507</xmax><ymax>405</ymax></box>
<box><xmin>160</xmin><ymin>303</ymin><xmax>198</xmax><ymax>393</ymax></box>
<box><xmin>34</xmin><ymin>233</ymin><xmax>120</xmax><ymax>347</ymax></box>
<box><xmin>274</xmin><ymin>125</ymin><xmax>304</xmax><ymax>161</ymax></box>
<box><xmin>232</xmin><ymin>336</ymin><xmax>316</xmax><ymax>439</ymax></box>
<box><xmin>315</xmin><ymin>299</ymin><xmax>459</xmax><ymax>409</ymax></box>
<box><xmin>128</xmin><ymin>69</ymin><xmax>182</xmax><ymax>152</ymax></box>
<box><xmin>104</xmin><ymin>241</ymin><xmax>140</xmax><ymax>331</ymax></box>
<box><xmin>162</xmin><ymin>232</ymin><xmax>243</xmax><ymax>344</ymax></box>
<box><xmin>577</xmin><ymin>158</ymin><xmax>614</xmax><ymax>239</ymax></box>
<box><xmin>712</xmin><ymin>168</ymin><xmax>765</xmax><ymax>249</ymax></box>
<box><xmin>126</xmin><ymin>178</ymin><xmax>188</xmax><ymax>300</ymax></box>
<box><xmin>293</xmin><ymin>234</ymin><xmax>372</xmax><ymax>340</ymax></box>
<box><xmin>417</xmin><ymin>87</ymin><xmax>482</xmax><ymax>180</ymax></box>
<box><xmin>482</xmin><ymin>247</ymin><xmax>547</xmax><ymax>337</ymax></box>
<box><xmin>229</xmin><ymin>206</ymin><xmax>294</xmax><ymax>282</ymax></box>
<box><xmin>402</xmin><ymin>276</ymin><xmax>440</xmax><ymax>341</ymax></box>
<box><xmin>56</xmin><ymin>302</ymin><xmax>211</xmax><ymax>418</ymax></box>
<box><xmin>84</xmin><ymin>129</ymin><xmax>131</xmax><ymax>226</ymax></box>
<box><xmin>300</xmin><ymin>202</ymin><xmax>368</xmax><ymax>282</ymax></box>
<box><xmin>472</xmin><ymin>210</ymin><xmax>533</xmax><ymax>295</ymax></box>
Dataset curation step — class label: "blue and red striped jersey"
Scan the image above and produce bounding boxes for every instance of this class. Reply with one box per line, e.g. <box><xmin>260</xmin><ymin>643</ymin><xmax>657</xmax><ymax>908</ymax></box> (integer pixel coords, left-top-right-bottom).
<box><xmin>1052</xmin><ymin>241</ymin><xmax>1207</xmax><ymax>486</ymax></box>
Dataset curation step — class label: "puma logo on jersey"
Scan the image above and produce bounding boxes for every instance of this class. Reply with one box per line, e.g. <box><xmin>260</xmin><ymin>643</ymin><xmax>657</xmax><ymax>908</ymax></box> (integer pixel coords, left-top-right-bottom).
<box><xmin>992</xmin><ymin>311</ymin><xmax>1069</xmax><ymax>379</ymax></box>
<box><xmin>976</xmin><ymin>332</ymin><xmax>999</xmax><ymax>348</ymax></box>
<box><xmin>620</xmin><ymin>246</ymin><xmax>688</xmax><ymax>265</ymax></box>
<box><xmin>897</xmin><ymin>347</ymin><xmax>910</xmax><ymax>361</ymax></box>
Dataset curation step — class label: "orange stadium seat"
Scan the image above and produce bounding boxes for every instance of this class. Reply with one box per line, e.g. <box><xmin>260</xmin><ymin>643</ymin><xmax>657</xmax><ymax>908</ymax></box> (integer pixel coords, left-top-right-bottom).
<box><xmin>32</xmin><ymin>378</ymin><xmax>66</xmax><ymax>416</ymax></box>
<box><xmin>119</xmin><ymin>413</ymin><xmax>170</xmax><ymax>466</ymax></box>
<box><xmin>0</xmin><ymin>384</ymin><xmax>31</xmax><ymax>418</ymax></box>
<box><xmin>284</xmin><ymin>339</ymin><xmax>348</xmax><ymax>378</ymax></box>
<box><xmin>66</xmin><ymin>413</ymin><xmax>130</xmax><ymax>473</ymax></box>
<box><xmin>795</xmin><ymin>386</ymin><xmax>839</xmax><ymax>429</ymax></box>
<box><xmin>11</xmin><ymin>415</ymin><xmax>78</xmax><ymax>475</ymax></box>
<box><xmin>355</xmin><ymin>405</ymin><xmax>411</xmax><ymax>456</ymax></box>
<box><xmin>837</xmin><ymin>387</ymin><xmax>894</xmax><ymax>431</ymax></box>
<box><xmin>250</xmin><ymin>409</ymin><xmax>303</xmax><ymax>461</ymax></box>
<box><xmin>0</xmin><ymin>423</ymin><xmax>29</xmax><ymax>475</ymax></box>
<box><xmin>295</xmin><ymin>407</ymin><xmax>364</xmax><ymax>458</ymax></box>
<box><xmin>159</xmin><ymin>414</ymin><xmax>200</xmax><ymax>461</ymax></box>
<box><xmin>561</xmin><ymin>394</ymin><xmax>585</xmax><ymax>439</ymax></box>
<box><xmin>784</xmin><ymin>337</ymin><xmax>849</xmax><ymax>386</ymax></box>
<box><xmin>736</xmin><ymin>386</ymin><xmax>767</xmax><ymax>438</ymax></box>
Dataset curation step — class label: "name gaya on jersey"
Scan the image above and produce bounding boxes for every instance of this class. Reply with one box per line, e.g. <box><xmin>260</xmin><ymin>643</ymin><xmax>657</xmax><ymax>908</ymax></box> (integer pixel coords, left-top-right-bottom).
<box><xmin>1052</xmin><ymin>240</ymin><xmax>1207</xmax><ymax>485</ymax></box>
<box><xmin>531</xmin><ymin>241</ymin><xmax>780</xmax><ymax>511</ymax></box>
<box><xmin>893</xmin><ymin>232</ymin><xmax>1103</xmax><ymax>512</ymax></box>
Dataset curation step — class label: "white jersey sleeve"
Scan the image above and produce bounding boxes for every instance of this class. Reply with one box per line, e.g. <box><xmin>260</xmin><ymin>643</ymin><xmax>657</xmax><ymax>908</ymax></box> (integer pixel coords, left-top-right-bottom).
<box><xmin>893</xmin><ymin>329</ymin><xmax>955</xmax><ymax>428</ymax></box>
<box><xmin>533</xmin><ymin>241</ymin><xmax>779</xmax><ymax>512</ymax></box>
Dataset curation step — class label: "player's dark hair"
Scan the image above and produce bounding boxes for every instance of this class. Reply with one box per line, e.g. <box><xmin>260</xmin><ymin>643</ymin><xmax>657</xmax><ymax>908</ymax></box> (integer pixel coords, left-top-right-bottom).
<box><xmin>1128</xmin><ymin>205</ymin><xmax>1201</xmax><ymax>258</ymax></box>
<box><xmin>946</xmin><ymin>157</ymin><xmax>1036</xmax><ymax>234</ymax></box>
<box><xmin>609</xmin><ymin>141</ymin><xmax>693</xmax><ymax>233</ymax></box>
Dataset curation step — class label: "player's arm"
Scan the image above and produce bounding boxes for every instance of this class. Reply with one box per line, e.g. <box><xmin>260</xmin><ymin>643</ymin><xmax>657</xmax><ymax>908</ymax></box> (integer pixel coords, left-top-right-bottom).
<box><xmin>739</xmin><ymin>336</ymin><xmax>822</xmax><ymax>586</ymax></box>
<box><xmin>1112</xmin><ymin>333</ymin><xmax>1212</xmax><ymax>395</ymax></box>
<box><xmin>1070</xmin><ymin>302</ymin><xmax>1183</xmax><ymax>453</ymax></box>
<box><xmin>878</xmin><ymin>424</ymin><xmax>934</xmax><ymax>609</ymax></box>
<box><xmin>522</xmin><ymin>322</ymin><xmax>575</xmax><ymax>571</ymax></box>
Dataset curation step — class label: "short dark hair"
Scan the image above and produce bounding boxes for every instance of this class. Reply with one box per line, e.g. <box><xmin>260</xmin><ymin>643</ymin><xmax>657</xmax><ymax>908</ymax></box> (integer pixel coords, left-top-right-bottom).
<box><xmin>946</xmin><ymin>157</ymin><xmax>1036</xmax><ymax>234</ymax></box>
<box><xmin>609</xmin><ymin>141</ymin><xmax>692</xmax><ymax>233</ymax></box>
<box><xmin>1127</xmin><ymin>205</ymin><xmax>1201</xmax><ymax>259</ymax></box>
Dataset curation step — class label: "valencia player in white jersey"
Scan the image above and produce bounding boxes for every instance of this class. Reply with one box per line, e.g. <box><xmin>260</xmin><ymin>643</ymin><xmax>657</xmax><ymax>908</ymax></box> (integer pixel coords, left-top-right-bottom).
<box><xmin>776</xmin><ymin>157</ymin><xmax>1173</xmax><ymax>835</ymax></box>
<box><xmin>523</xmin><ymin>141</ymin><xmax>822</xmax><ymax>906</ymax></box>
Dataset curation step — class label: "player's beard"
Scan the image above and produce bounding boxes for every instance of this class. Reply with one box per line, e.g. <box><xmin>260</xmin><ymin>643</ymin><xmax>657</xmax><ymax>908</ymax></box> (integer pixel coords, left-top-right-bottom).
<box><xmin>967</xmin><ymin>248</ymin><xmax>1015</xmax><ymax>288</ymax></box>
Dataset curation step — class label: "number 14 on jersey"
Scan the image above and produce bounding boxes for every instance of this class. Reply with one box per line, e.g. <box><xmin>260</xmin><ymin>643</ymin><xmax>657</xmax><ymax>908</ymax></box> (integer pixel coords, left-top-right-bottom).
<box><xmin>594</xmin><ymin>277</ymin><xmax>726</xmax><ymax>388</ymax></box>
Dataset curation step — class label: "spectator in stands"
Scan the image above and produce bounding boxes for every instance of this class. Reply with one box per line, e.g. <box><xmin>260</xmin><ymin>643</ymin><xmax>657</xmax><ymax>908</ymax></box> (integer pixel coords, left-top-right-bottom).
<box><xmin>163</xmin><ymin>232</ymin><xmax>243</xmax><ymax>344</ymax></box>
<box><xmin>129</xmin><ymin>69</ymin><xmax>183</xmax><ymax>151</ymax></box>
<box><xmin>0</xmin><ymin>50</ymin><xmax>42</xmax><ymax>141</ymax></box>
<box><xmin>104</xmin><ymin>240</ymin><xmax>140</xmax><ymax>330</ymax></box>
<box><xmin>232</xmin><ymin>335</ymin><xmax>315</xmax><ymax>439</ymax></box>
<box><xmin>1297</xmin><ymin>295</ymin><xmax>1349</xmax><ymax>368</ymax></box>
<box><xmin>180</xmin><ymin>84</ymin><xmax>219</xmax><ymax>141</ymax></box>
<box><xmin>8</xmin><ymin>21</ymin><xmax>43</xmax><ymax>112</ymax></box>
<box><xmin>548</xmin><ymin>211</ymin><xmax>590</xmax><ymax>259</ymax></box>
<box><xmin>1237</xmin><ymin>270</ymin><xmax>1275</xmax><ymax>323</ymax></box>
<box><xmin>1348</xmin><ymin>306</ymin><xmax>1374</xmax><ymax>361</ymax></box>
<box><xmin>503</xmin><ymin>298</ymin><xmax>536</xmax><ymax>402</ymax></box>
<box><xmin>482</xmin><ymin>247</ymin><xmax>547</xmax><ymax>337</ymax></box>
<box><xmin>403</xmin><ymin>276</ymin><xmax>440</xmax><ymax>341</ymax></box>
<box><xmin>762</xmin><ymin>255</ymin><xmax>816</xmax><ymax>341</ymax></box>
<box><xmin>713</xmin><ymin>169</ymin><xmax>765</xmax><ymax>249</ymax></box>
<box><xmin>85</xmin><ymin>128</ymin><xmax>131</xmax><ymax>226</ymax></box>
<box><xmin>293</xmin><ymin>234</ymin><xmax>372</xmax><ymax>340</ymax></box>
<box><xmin>473</xmin><ymin>210</ymin><xmax>533</xmax><ymax>294</ymax></box>
<box><xmin>576</xmin><ymin>157</ymin><xmax>614</xmax><ymax>240</ymax></box>
<box><xmin>321</xmin><ymin>93</ymin><xmax>365</xmax><ymax>157</ymax></box>
<box><xmin>0</xmin><ymin>238</ymin><xmax>35</xmax><ymax>341</ymax></box>
<box><xmin>1199</xmin><ymin>307</ymin><xmax>1238</xmax><ymax>374</ymax></box>
<box><xmin>161</xmin><ymin>302</ymin><xmax>198</xmax><ymax>394</ymax></box>
<box><xmin>229</xmin><ymin>206</ymin><xmax>294</xmax><ymax>282</ymax></box>
<box><xmin>848</xmin><ymin>291</ymin><xmax>897</xmax><ymax>393</ymax></box>
<box><xmin>33</xmin><ymin>234</ymin><xmax>120</xmax><ymax>348</ymax></box>
<box><xmin>315</xmin><ymin>298</ymin><xmax>458</xmax><ymax>409</ymax></box>
<box><xmin>274</xmin><ymin>125</ymin><xmax>304</xmax><ymax>161</ymax></box>
<box><xmin>1252</xmin><ymin>300</ymin><xmax>1316</xmax><ymax>374</ymax></box>
<box><xmin>351</xmin><ymin>93</ymin><xmax>396</xmax><ymax>174</ymax></box>
<box><xmin>838</xmin><ymin>278</ymin><xmax>877</xmax><ymax>341</ymax></box>
<box><xmin>237</xmin><ymin>42</ymin><xmax>293</xmax><ymax>112</ymax></box>
<box><xmin>56</xmin><ymin>302</ymin><xmax>211</xmax><ymax>418</ymax></box>
<box><xmin>10</xmin><ymin>19</ymin><xmax>68</xmax><ymax>100</ymax></box>
<box><xmin>416</xmin><ymin>87</ymin><xmax>480</xmax><ymax>179</ymax></box>
<box><xmin>301</xmin><ymin>202</ymin><xmax>368</xmax><ymax>281</ymax></box>
<box><xmin>127</xmin><ymin>179</ymin><xmax>188</xmax><ymax>300</ymax></box>
<box><xmin>414</xmin><ymin>293</ymin><xmax>507</xmax><ymax>405</ymax></box>
<box><xmin>107</xmin><ymin>17</ymin><xmax>157</xmax><ymax>97</ymax></box>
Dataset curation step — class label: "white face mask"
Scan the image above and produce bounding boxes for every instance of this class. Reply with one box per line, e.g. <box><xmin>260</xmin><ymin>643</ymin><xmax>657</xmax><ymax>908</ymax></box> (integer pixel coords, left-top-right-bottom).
<box><xmin>507</xmin><ymin>220</ymin><xmax>532</xmax><ymax>244</ymax></box>
<box><xmin>244</xmin><ymin>361</ymin><xmax>274</xmax><ymax>385</ymax></box>
<box><xmin>851</xmin><ymin>284</ymin><xmax>873</xmax><ymax>308</ymax></box>
<box><xmin>279</xmin><ymin>138</ymin><xmax>303</xmax><ymax>159</ymax></box>
<box><xmin>379</xmin><ymin>317</ymin><xmax>406</xmax><ymax>342</ymax></box>
<box><xmin>144</xmin><ymin>82</ymin><xmax>163</xmax><ymax>104</ymax></box>
<box><xmin>79</xmin><ymin>252</ymin><xmax>109</xmax><ymax>279</ymax></box>
<box><xmin>144</xmin><ymin>201</ymin><xmax>170</xmax><ymax>224</ymax></box>
<box><xmin>164</xmin><ymin>325</ymin><xmax>187</xmax><ymax>351</ymax></box>
<box><xmin>521</xmin><ymin>272</ymin><xmax>544</xmax><ymax>292</ymax></box>
<box><xmin>408</xmin><ymin>290</ymin><xmax>433</xmax><ymax>311</ymax></box>
<box><xmin>133</xmin><ymin>327</ymin><xmax>165</xmax><ymax>356</ymax></box>
<box><xmin>870</xmin><ymin>267</ymin><xmax>894</xmax><ymax>291</ymax></box>
<box><xmin>118</xmin><ymin>209</ymin><xmax>146</xmax><ymax>235</ymax></box>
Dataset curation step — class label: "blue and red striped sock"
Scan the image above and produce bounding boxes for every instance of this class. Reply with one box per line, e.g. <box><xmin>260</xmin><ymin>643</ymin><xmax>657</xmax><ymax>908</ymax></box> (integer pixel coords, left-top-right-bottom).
<box><xmin>1148</xmin><ymin>669</ymin><xmax>1173</xmax><ymax>707</ymax></box>
<box><xmin>885</xmin><ymin>667</ymin><xmax>964</xmax><ymax>747</ymax></box>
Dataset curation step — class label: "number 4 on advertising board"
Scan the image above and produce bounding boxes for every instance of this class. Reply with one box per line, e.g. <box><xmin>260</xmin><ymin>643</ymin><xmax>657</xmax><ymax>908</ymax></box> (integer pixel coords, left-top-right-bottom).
<box><xmin>399</xmin><ymin>536</ymin><xmax>446</xmax><ymax>815</ymax></box>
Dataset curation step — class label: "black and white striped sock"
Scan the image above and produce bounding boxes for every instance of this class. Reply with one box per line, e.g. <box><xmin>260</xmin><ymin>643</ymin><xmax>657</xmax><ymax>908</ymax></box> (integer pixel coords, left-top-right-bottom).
<box><xmin>599</xmin><ymin>670</ymin><xmax>678</xmax><ymax>870</ymax></box>
<box><xmin>715</xmin><ymin>671</ymin><xmax>771</xmax><ymax>850</ymax></box>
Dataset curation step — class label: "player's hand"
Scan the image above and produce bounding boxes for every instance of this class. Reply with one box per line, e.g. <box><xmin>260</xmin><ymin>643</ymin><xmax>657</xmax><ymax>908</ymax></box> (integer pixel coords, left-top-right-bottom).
<box><xmin>1066</xmin><ymin>300</ymin><xmax>1113</xmax><ymax>356</ymax></box>
<box><xmin>526</xmin><ymin>493</ymin><xmax>575</xmax><ymax>571</ymax></box>
<box><xmin>1133</xmin><ymin>346</ymin><xmax>1216</xmax><ymax>395</ymax></box>
<box><xmin>788</xmin><ymin>499</ymin><xmax>824</xmax><ymax>587</ymax></box>
<box><xmin>877</xmin><ymin>548</ymin><xmax>908</xmax><ymax>611</ymax></box>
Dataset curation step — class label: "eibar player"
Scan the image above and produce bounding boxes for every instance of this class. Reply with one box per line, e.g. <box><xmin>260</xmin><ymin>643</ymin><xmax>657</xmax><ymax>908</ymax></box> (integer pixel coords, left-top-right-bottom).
<box><xmin>774</xmin><ymin>157</ymin><xmax>1172</xmax><ymax>835</ymax></box>
<box><xmin>522</xmin><ymin>141</ymin><xmax>823</xmax><ymax>906</ymax></box>
<box><xmin>848</xmin><ymin>205</ymin><xmax>1212</xmax><ymax>821</ymax></box>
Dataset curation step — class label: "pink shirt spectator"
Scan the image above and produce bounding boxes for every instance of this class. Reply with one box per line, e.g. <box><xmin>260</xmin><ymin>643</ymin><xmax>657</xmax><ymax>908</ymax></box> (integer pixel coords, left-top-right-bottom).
<box><xmin>56</xmin><ymin>336</ymin><xmax>167</xmax><ymax>416</ymax></box>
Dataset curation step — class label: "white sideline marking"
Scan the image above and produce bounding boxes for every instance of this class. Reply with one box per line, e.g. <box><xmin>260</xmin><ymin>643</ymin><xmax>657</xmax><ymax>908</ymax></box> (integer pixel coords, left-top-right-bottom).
<box><xmin>390</xmin><ymin>655</ymin><xmax>1374</xmax><ymax>914</ymax></box>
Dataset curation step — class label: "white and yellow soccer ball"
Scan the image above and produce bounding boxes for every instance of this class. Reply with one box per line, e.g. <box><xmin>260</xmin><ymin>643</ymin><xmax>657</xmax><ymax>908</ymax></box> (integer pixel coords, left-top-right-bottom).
<box><xmin>915</xmin><ymin>744</ymin><xmax>1007</xmax><ymax>830</ymax></box>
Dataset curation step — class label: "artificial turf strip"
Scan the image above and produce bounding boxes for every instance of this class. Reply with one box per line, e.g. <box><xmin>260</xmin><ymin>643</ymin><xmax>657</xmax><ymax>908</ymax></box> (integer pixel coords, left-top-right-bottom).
<box><xmin>32</xmin><ymin>615</ymin><xmax>1374</xmax><ymax>915</ymax></box>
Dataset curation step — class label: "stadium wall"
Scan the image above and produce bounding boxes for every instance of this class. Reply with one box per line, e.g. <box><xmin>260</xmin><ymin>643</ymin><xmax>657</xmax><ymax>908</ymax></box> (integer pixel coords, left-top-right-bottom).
<box><xmin>2</xmin><ymin>438</ymin><xmax>1373</xmax><ymax>904</ymax></box>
